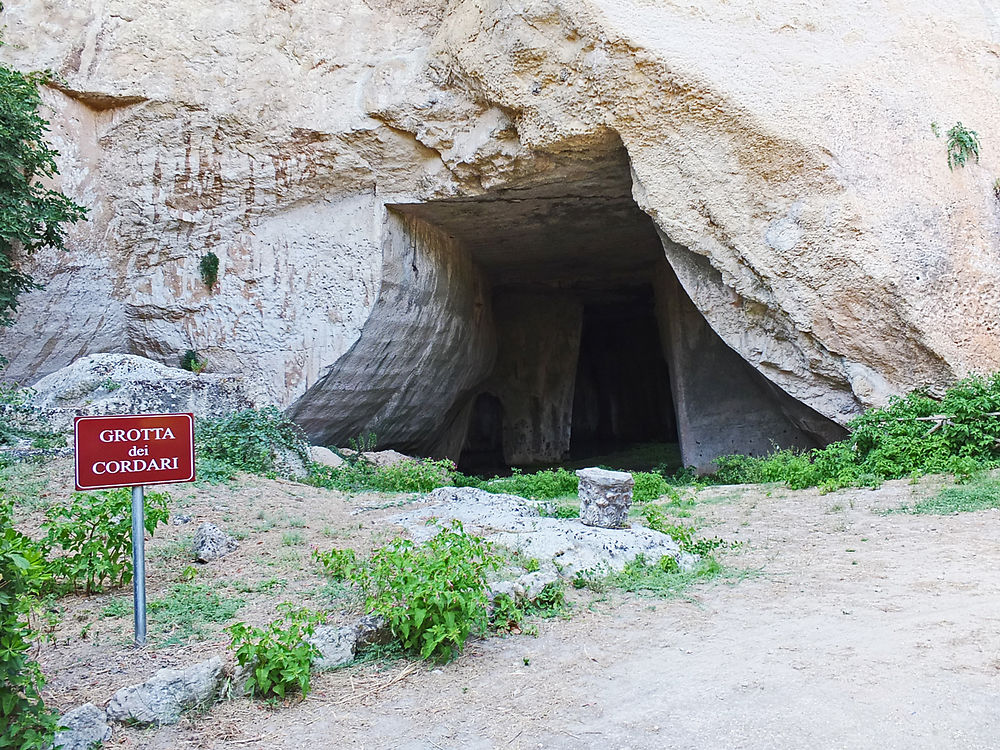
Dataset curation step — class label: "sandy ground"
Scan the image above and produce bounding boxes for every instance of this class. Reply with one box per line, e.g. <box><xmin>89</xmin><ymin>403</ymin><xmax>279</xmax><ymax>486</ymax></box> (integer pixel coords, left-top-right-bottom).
<box><xmin>12</xmin><ymin>462</ymin><xmax>1000</xmax><ymax>749</ymax></box>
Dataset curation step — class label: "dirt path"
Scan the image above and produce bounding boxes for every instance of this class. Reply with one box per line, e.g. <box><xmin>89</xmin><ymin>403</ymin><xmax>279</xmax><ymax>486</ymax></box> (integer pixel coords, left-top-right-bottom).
<box><xmin>133</xmin><ymin>478</ymin><xmax>1000</xmax><ymax>749</ymax></box>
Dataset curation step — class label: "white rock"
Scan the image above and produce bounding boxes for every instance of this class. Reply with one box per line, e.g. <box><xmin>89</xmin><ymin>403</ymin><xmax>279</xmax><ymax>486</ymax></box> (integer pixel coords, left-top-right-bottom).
<box><xmin>192</xmin><ymin>523</ymin><xmax>238</xmax><ymax>563</ymax></box>
<box><xmin>53</xmin><ymin>703</ymin><xmax>112</xmax><ymax>750</ymax></box>
<box><xmin>309</xmin><ymin>445</ymin><xmax>344</xmax><ymax>468</ymax></box>
<box><xmin>105</xmin><ymin>657</ymin><xmax>224</xmax><ymax>726</ymax></box>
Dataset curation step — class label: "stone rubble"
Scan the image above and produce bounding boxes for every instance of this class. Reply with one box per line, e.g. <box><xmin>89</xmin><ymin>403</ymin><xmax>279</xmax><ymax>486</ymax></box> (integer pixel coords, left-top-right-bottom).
<box><xmin>393</xmin><ymin>486</ymin><xmax>682</xmax><ymax>577</ymax></box>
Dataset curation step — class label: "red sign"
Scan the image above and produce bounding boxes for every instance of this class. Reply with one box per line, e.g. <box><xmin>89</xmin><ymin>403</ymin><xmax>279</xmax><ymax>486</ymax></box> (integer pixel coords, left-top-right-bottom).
<box><xmin>74</xmin><ymin>413</ymin><xmax>196</xmax><ymax>491</ymax></box>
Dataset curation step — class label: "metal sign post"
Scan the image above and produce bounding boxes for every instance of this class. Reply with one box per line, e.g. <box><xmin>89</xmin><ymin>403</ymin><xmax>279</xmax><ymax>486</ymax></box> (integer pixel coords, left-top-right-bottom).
<box><xmin>73</xmin><ymin>413</ymin><xmax>196</xmax><ymax>648</ymax></box>
<box><xmin>131</xmin><ymin>485</ymin><xmax>147</xmax><ymax>646</ymax></box>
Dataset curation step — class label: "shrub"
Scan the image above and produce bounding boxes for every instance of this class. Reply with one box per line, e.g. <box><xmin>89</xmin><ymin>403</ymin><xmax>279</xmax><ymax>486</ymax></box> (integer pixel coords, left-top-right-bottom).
<box><xmin>0</xmin><ymin>64</ymin><xmax>87</xmax><ymax>336</ymax></box>
<box><xmin>197</xmin><ymin>407</ymin><xmax>309</xmax><ymax>476</ymax></box>
<box><xmin>42</xmin><ymin>488</ymin><xmax>170</xmax><ymax>593</ymax></box>
<box><xmin>227</xmin><ymin>604</ymin><xmax>326</xmax><ymax>700</ymax></box>
<box><xmin>308</xmin><ymin>456</ymin><xmax>457</xmax><ymax>494</ymax></box>
<box><xmin>179</xmin><ymin>349</ymin><xmax>206</xmax><ymax>374</ymax></box>
<box><xmin>711</xmin><ymin>374</ymin><xmax>1000</xmax><ymax>490</ymax></box>
<box><xmin>477</xmin><ymin>468</ymin><xmax>578</xmax><ymax>500</ymax></box>
<box><xmin>311</xmin><ymin>547</ymin><xmax>359</xmax><ymax>581</ymax></box>
<box><xmin>631</xmin><ymin>471</ymin><xmax>679</xmax><ymax>503</ymax></box>
<box><xmin>947</xmin><ymin>122</ymin><xmax>980</xmax><ymax>170</ymax></box>
<box><xmin>0</xmin><ymin>498</ymin><xmax>60</xmax><ymax>749</ymax></box>
<box><xmin>199</xmin><ymin>251</ymin><xmax>219</xmax><ymax>290</ymax></box>
<box><xmin>361</xmin><ymin>521</ymin><xmax>500</xmax><ymax>662</ymax></box>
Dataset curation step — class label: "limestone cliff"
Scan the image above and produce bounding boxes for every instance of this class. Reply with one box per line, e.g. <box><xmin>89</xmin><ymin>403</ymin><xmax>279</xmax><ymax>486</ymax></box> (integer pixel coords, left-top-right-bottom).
<box><xmin>2</xmin><ymin>1</ymin><xmax>999</xmax><ymax>466</ymax></box>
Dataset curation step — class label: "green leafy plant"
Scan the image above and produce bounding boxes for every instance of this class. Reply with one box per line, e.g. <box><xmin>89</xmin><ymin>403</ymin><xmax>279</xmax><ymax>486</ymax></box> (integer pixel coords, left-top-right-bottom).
<box><xmin>710</xmin><ymin>374</ymin><xmax>1000</xmax><ymax>491</ymax></box>
<box><xmin>197</xmin><ymin>407</ymin><xmax>309</xmax><ymax>477</ymax></box>
<box><xmin>0</xmin><ymin>498</ymin><xmax>61</xmax><ymax>749</ymax></box>
<box><xmin>199</xmin><ymin>251</ymin><xmax>219</xmax><ymax>290</ymax></box>
<box><xmin>227</xmin><ymin>604</ymin><xmax>326</xmax><ymax>700</ymax></box>
<box><xmin>947</xmin><ymin>122</ymin><xmax>980</xmax><ymax>170</ymax></box>
<box><xmin>179</xmin><ymin>349</ymin><xmax>207</xmax><ymax>374</ymax></box>
<box><xmin>612</xmin><ymin>553</ymin><xmax>724</xmax><ymax>598</ymax></box>
<box><xmin>308</xmin><ymin>456</ymin><xmax>458</xmax><ymax>494</ymax></box>
<box><xmin>361</xmin><ymin>520</ymin><xmax>500</xmax><ymax>662</ymax></box>
<box><xmin>0</xmin><ymin>63</ymin><xmax>88</xmax><ymax>335</ymax></box>
<box><xmin>42</xmin><ymin>488</ymin><xmax>170</xmax><ymax>593</ymax></box>
<box><xmin>640</xmin><ymin>504</ymin><xmax>731</xmax><ymax>556</ymax></box>
<box><xmin>476</xmin><ymin>467</ymin><xmax>579</xmax><ymax>500</ymax></box>
<box><xmin>311</xmin><ymin>547</ymin><xmax>359</xmax><ymax>581</ymax></box>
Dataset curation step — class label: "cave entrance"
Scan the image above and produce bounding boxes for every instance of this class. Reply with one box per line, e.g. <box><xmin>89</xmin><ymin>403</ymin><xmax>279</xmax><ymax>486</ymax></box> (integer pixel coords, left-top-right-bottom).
<box><xmin>294</xmin><ymin>143</ymin><xmax>844</xmax><ymax>473</ymax></box>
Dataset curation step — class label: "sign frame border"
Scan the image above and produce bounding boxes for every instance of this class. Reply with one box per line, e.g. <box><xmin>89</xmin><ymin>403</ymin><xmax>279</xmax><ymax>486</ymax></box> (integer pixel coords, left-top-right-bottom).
<box><xmin>73</xmin><ymin>412</ymin><xmax>196</xmax><ymax>491</ymax></box>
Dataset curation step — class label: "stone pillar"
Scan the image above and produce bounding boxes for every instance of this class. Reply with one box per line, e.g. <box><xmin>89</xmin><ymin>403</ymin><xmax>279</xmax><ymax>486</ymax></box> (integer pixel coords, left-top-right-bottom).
<box><xmin>577</xmin><ymin>467</ymin><xmax>634</xmax><ymax>529</ymax></box>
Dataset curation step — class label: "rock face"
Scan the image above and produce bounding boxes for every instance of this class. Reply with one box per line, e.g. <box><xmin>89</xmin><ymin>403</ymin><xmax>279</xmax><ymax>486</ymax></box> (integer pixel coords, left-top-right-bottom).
<box><xmin>105</xmin><ymin>657</ymin><xmax>225</xmax><ymax>726</ymax></box>
<box><xmin>2</xmin><ymin>1</ymin><xmax>999</xmax><ymax>468</ymax></box>
<box><xmin>26</xmin><ymin>354</ymin><xmax>260</xmax><ymax>431</ymax></box>
<box><xmin>577</xmin><ymin>467</ymin><xmax>634</xmax><ymax>529</ymax></box>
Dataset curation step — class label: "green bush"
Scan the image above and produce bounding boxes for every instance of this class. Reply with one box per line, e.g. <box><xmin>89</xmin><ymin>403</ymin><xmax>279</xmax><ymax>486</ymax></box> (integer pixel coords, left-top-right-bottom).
<box><xmin>311</xmin><ymin>547</ymin><xmax>359</xmax><ymax>581</ymax></box>
<box><xmin>477</xmin><ymin>468</ymin><xmax>578</xmax><ymax>500</ymax></box>
<box><xmin>179</xmin><ymin>349</ymin><xmax>206</xmax><ymax>374</ymax></box>
<box><xmin>0</xmin><ymin>498</ymin><xmax>60</xmax><ymax>749</ymax></box>
<box><xmin>361</xmin><ymin>521</ymin><xmax>500</xmax><ymax>662</ymax></box>
<box><xmin>0</xmin><ymin>63</ymin><xmax>87</xmax><ymax>336</ymax></box>
<box><xmin>227</xmin><ymin>604</ymin><xmax>326</xmax><ymax>700</ymax></box>
<box><xmin>199</xmin><ymin>251</ymin><xmax>219</xmax><ymax>290</ymax></box>
<box><xmin>712</xmin><ymin>374</ymin><xmax>1000</xmax><ymax>490</ymax></box>
<box><xmin>42</xmin><ymin>488</ymin><xmax>170</xmax><ymax>593</ymax></box>
<box><xmin>197</xmin><ymin>407</ymin><xmax>309</xmax><ymax>476</ymax></box>
<box><xmin>308</xmin><ymin>456</ymin><xmax>457</xmax><ymax>494</ymax></box>
<box><xmin>631</xmin><ymin>471</ymin><xmax>679</xmax><ymax>503</ymax></box>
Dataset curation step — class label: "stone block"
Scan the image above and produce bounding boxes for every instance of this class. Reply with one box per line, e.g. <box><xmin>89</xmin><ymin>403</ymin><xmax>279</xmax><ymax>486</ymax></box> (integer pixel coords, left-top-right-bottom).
<box><xmin>576</xmin><ymin>468</ymin><xmax>634</xmax><ymax>529</ymax></box>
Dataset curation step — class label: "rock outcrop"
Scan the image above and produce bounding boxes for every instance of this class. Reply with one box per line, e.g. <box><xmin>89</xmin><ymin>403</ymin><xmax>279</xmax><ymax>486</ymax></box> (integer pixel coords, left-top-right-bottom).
<box><xmin>2</xmin><ymin>1</ymin><xmax>998</xmax><ymax>467</ymax></box>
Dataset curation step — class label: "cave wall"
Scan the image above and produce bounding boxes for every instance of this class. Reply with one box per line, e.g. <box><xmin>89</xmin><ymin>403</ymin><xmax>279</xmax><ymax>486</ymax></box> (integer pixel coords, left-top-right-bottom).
<box><xmin>287</xmin><ymin>211</ymin><xmax>495</xmax><ymax>453</ymax></box>
<box><xmin>654</xmin><ymin>262</ymin><xmax>846</xmax><ymax>472</ymax></box>
<box><xmin>486</xmin><ymin>292</ymin><xmax>583</xmax><ymax>465</ymax></box>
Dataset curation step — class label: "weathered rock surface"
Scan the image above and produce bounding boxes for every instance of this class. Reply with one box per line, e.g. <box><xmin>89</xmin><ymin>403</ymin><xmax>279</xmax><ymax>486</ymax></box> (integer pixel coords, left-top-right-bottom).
<box><xmin>309</xmin><ymin>445</ymin><xmax>344</xmax><ymax>468</ymax></box>
<box><xmin>3</xmin><ymin>1</ymin><xmax>999</xmax><ymax>465</ymax></box>
<box><xmin>395</xmin><ymin>487</ymin><xmax>681</xmax><ymax>576</ymax></box>
<box><xmin>53</xmin><ymin>703</ymin><xmax>112</xmax><ymax>750</ymax></box>
<box><xmin>25</xmin><ymin>354</ymin><xmax>260</xmax><ymax>431</ymax></box>
<box><xmin>192</xmin><ymin>523</ymin><xmax>238</xmax><ymax>563</ymax></box>
<box><xmin>105</xmin><ymin>657</ymin><xmax>224</xmax><ymax>726</ymax></box>
<box><xmin>577</xmin><ymin>467</ymin><xmax>634</xmax><ymax>529</ymax></box>
<box><xmin>308</xmin><ymin>615</ymin><xmax>391</xmax><ymax>671</ymax></box>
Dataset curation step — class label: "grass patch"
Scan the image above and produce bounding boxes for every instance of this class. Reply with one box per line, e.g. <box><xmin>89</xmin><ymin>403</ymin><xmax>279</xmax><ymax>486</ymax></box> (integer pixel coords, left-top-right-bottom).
<box><xmin>611</xmin><ymin>554</ymin><xmax>726</xmax><ymax>598</ymax></box>
<box><xmin>146</xmin><ymin>583</ymin><xmax>244</xmax><ymax>645</ymax></box>
<box><xmin>895</xmin><ymin>478</ymin><xmax>1000</xmax><ymax>515</ymax></box>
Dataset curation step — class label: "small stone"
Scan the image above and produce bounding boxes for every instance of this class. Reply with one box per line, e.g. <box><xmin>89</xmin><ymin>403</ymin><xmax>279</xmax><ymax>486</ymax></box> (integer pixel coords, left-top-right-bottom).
<box><xmin>171</xmin><ymin>514</ymin><xmax>192</xmax><ymax>525</ymax></box>
<box><xmin>53</xmin><ymin>703</ymin><xmax>112</xmax><ymax>750</ymax></box>
<box><xmin>518</xmin><ymin>570</ymin><xmax>560</xmax><ymax>601</ymax></box>
<box><xmin>105</xmin><ymin>657</ymin><xmax>224</xmax><ymax>727</ymax></box>
<box><xmin>576</xmin><ymin>467</ymin><xmax>634</xmax><ymax>529</ymax></box>
<box><xmin>192</xmin><ymin>523</ymin><xmax>238</xmax><ymax>562</ymax></box>
<box><xmin>309</xmin><ymin>445</ymin><xmax>344</xmax><ymax>468</ymax></box>
<box><xmin>308</xmin><ymin>625</ymin><xmax>357</xmax><ymax>670</ymax></box>
<box><xmin>352</xmin><ymin>614</ymin><xmax>391</xmax><ymax>649</ymax></box>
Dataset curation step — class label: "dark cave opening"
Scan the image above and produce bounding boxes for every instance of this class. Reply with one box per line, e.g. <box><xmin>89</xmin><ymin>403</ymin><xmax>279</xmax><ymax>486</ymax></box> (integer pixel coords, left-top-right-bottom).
<box><xmin>569</xmin><ymin>289</ymin><xmax>677</xmax><ymax>459</ymax></box>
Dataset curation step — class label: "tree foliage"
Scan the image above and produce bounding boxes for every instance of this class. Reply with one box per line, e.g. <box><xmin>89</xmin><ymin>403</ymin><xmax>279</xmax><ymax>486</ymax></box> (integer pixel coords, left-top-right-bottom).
<box><xmin>0</xmin><ymin>62</ymin><xmax>87</xmax><ymax>326</ymax></box>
